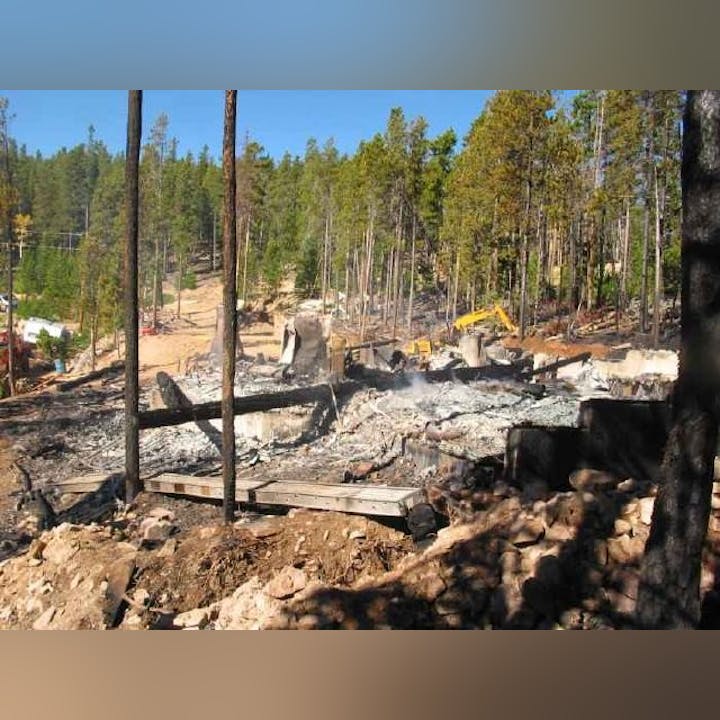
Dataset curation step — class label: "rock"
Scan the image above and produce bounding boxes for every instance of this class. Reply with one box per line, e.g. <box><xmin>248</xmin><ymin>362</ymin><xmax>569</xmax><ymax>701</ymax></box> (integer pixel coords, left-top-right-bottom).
<box><xmin>594</xmin><ymin>540</ymin><xmax>609</xmax><ymax>566</ymax></box>
<box><xmin>638</xmin><ymin>497</ymin><xmax>655</xmax><ymax>525</ymax></box>
<box><xmin>569</xmin><ymin>468</ymin><xmax>619</xmax><ymax>492</ymax></box>
<box><xmin>147</xmin><ymin>507</ymin><xmax>175</xmax><ymax>521</ymax></box>
<box><xmin>157</xmin><ymin>538</ymin><xmax>178</xmax><ymax>557</ymax></box>
<box><xmin>492</xmin><ymin>481</ymin><xmax>512</xmax><ymax>497</ymax></box>
<box><xmin>520</xmin><ymin>542</ymin><xmax>562</xmax><ymax>576</ymax></box>
<box><xmin>545</xmin><ymin>523</ymin><xmax>575</xmax><ymax>542</ymax></box>
<box><xmin>25</xmin><ymin>597</ymin><xmax>43</xmax><ymax>614</ymax></box>
<box><xmin>263</xmin><ymin>615</ymin><xmax>292</xmax><ymax>630</ymax></box>
<box><xmin>297</xmin><ymin>614</ymin><xmax>321</xmax><ymax>630</ymax></box>
<box><xmin>32</xmin><ymin>605</ymin><xmax>56</xmax><ymax>630</ymax></box>
<box><xmin>103</xmin><ymin>554</ymin><xmax>136</xmax><ymax>626</ymax></box>
<box><xmin>545</xmin><ymin>493</ymin><xmax>586</xmax><ymax>528</ymax></box>
<box><xmin>41</xmin><ymin>538</ymin><xmax>78</xmax><ymax>565</ymax></box>
<box><xmin>607</xmin><ymin>534</ymin><xmax>645</xmax><ymax>564</ymax></box>
<box><xmin>616</xmin><ymin>478</ymin><xmax>638</xmax><ymax>493</ymax></box>
<box><xmin>348</xmin><ymin>530</ymin><xmax>366</xmax><ymax>540</ymax></box>
<box><xmin>215</xmin><ymin>577</ymin><xmax>284</xmax><ymax>630</ymax></box>
<box><xmin>248</xmin><ymin>521</ymin><xmax>280</xmax><ymax>539</ymax></box>
<box><xmin>264</xmin><ymin>566</ymin><xmax>307</xmax><ymax>600</ymax></box>
<box><xmin>140</xmin><ymin>518</ymin><xmax>174</xmax><ymax>542</ymax></box>
<box><xmin>417</xmin><ymin>574</ymin><xmax>446</xmax><ymax>602</ymax></box>
<box><xmin>173</xmin><ymin>607</ymin><xmax>209</xmax><ymax>629</ymax></box>
<box><xmin>559</xmin><ymin>608</ymin><xmax>584</xmax><ymax>629</ymax></box>
<box><xmin>712</xmin><ymin>495</ymin><xmax>720</xmax><ymax>511</ymax></box>
<box><xmin>614</xmin><ymin>519</ymin><xmax>632</xmax><ymax>536</ymax></box>
<box><xmin>620</xmin><ymin>500</ymin><xmax>639</xmax><ymax>519</ymax></box>
<box><xmin>27</xmin><ymin>558</ymin><xmax>42</xmax><ymax>567</ymax></box>
<box><xmin>500</xmin><ymin>550</ymin><xmax>520</xmax><ymax>578</ymax></box>
<box><xmin>509</xmin><ymin>518</ymin><xmax>545</xmax><ymax>547</ymax></box>
<box><xmin>28</xmin><ymin>539</ymin><xmax>46</xmax><ymax>559</ymax></box>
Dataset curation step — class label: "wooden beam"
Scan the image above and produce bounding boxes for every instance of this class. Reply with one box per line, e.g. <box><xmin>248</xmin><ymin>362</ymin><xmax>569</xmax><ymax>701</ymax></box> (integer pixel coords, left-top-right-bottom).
<box><xmin>57</xmin><ymin>362</ymin><xmax>125</xmax><ymax>392</ymax></box>
<box><xmin>144</xmin><ymin>472</ymin><xmax>425</xmax><ymax>518</ymax></box>
<box><xmin>124</xmin><ymin>90</ymin><xmax>142</xmax><ymax>503</ymax></box>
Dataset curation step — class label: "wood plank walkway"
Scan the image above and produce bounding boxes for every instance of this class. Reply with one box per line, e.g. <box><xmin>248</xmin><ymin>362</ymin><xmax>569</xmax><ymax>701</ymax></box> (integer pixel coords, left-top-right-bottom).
<box><xmin>53</xmin><ymin>472</ymin><xmax>426</xmax><ymax>518</ymax></box>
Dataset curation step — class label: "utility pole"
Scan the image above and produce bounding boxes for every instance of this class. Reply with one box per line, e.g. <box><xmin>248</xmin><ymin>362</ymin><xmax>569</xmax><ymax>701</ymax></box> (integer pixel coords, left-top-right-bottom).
<box><xmin>124</xmin><ymin>90</ymin><xmax>142</xmax><ymax>502</ymax></box>
<box><xmin>222</xmin><ymin>90</ymin><xmax>238</xmax><ymax>523</ymax></box>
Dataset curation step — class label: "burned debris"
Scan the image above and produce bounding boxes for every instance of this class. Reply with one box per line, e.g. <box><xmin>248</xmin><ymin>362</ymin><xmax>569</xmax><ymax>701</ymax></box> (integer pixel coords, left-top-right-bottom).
<box><xmin>1</xmin><ymin>283</ymin><xmax>699</xmax><ymax>630</ymax></box>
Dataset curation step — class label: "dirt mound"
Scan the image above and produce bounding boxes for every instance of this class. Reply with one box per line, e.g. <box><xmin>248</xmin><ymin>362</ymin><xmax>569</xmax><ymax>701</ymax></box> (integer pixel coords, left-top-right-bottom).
<box><xmin>135</xmin><ymin>510</ymin><xmax>412</xmax><ymax>613</ymax></box>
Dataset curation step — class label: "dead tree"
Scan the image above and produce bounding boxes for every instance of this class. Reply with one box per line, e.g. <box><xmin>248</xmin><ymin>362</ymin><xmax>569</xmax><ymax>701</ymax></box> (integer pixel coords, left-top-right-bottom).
<box><xmin>635</xmin><ymin>91</ymin><xmax>720</xmax><ymax>628</ymax></box>
<box><xmin>124</xmin><ymin>90</ymin><xmax>142</xmax><ymax>502</ymax></box>
<box><xmin>1</xmin><ymin>100</ymin><xmax>15</xmax><ymax>397</ymax></box>
<box><xmin>222</xmin><ymin>90</ymin><xmax>238</xmax><ymax>523</ymax></box>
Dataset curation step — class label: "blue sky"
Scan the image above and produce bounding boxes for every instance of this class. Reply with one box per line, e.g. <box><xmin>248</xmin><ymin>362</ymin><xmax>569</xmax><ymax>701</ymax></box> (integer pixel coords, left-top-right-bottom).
<box><xmin>0</xmin><ymin>90</ymin><xmax>576</xmax><ymax>162</ymax></box>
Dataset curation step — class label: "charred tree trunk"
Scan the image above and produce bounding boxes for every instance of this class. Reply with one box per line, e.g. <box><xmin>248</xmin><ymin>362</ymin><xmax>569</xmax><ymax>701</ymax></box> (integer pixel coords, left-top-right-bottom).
<box><xmin>519</xmin><ymin>232</ymin><xmax>528</xmax><ymax>340</ymax></box>
<box><xmin>640</xmin><ymin>106</ymin><xmax>654</xmax><ymax>334</ymax></box>
<box><xmin>407</xmin><ymin>214</ymin><xmax>416</xmax><ymax>331</ymax></box>
<box><xmin>652</xmin><ymin>164</ymin><xmax>664</xmax><ymax>349</ymax></box>
<box><xmin>1</xmin><ymin>103</ymin><xmax>16</xmax><ymax>397</ymax></box>
<box><xmin>222</xmin><ymin>90</ymin><xmax>238</xmax><ymax>523</ymax></box>
<box><xmin>635</xmin><ymin>90</ymin><xmax>720</xmax><ymax>629</ymax></box>
<box><xmin>124</xmin><ymin>90</ymin><xmax>142</xmax><ymax>502</ymax></box>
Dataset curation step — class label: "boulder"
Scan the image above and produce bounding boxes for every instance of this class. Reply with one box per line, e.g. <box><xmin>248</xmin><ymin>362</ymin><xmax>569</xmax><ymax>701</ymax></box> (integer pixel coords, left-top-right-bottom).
<box><xmin>140</xmin><ymin>518</ymin><xmax>174</xmax><ymax>542</ymax></box>
<box><xmin>173</xmin><ymin>607</ymin><xmax>209</xmax><ymax>629</ymax></box>
<box><xmin>569</xmin><ymin>468</ymin><xmax>619</xmax><ymax>492</ymax></box>
<box><xmin>263</xmin><ymin>566</ymin><xmax>307</xmax><ymax>600</ymax></box>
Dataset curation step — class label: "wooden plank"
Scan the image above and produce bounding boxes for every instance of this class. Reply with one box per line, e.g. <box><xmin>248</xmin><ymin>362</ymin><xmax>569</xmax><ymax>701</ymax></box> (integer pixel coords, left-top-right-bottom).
<box><xmin>52</xmin><ymin>473</ymin><xmax>118</xmax><ymax>494</ymax></box>
<box><xmin>144</xmin><ymin>473</ymin><xmax>425</xmax><ymax>518</ymax></box>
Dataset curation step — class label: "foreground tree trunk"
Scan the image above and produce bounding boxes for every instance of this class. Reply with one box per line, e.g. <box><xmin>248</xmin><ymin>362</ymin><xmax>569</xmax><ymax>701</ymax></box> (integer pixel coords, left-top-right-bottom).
<box><xmin>635</xmin><ymin>91</ymin><xmax>720</xmax><ymax>628</ymax></box>
<box><xmin>124</xmin><ymin>90</ymin><xmax>142</xmax><ymax>502</ymax></box>
<box><xmin>222</xmin><ymin>90</ymin><xmax>238</xmax><ymax>523</ymax></box>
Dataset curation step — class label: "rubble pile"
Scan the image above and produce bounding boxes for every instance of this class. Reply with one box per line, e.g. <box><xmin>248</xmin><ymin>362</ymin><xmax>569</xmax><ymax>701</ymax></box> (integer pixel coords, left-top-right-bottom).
<box><xmin>5</xmin><ymin>473</ymin><xmax>717</xmax><ymax>630</ymax></box>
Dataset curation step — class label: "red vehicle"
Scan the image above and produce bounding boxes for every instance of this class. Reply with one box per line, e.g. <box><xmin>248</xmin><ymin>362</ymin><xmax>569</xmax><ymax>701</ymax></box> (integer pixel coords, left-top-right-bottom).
<box><xmin>0</xmin><ymin>330</ymin><xmax>30</xmax><ymax>374</ymax></box>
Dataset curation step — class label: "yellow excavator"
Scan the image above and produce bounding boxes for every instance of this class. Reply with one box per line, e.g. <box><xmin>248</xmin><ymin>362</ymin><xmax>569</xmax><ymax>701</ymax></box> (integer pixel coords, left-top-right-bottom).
<box><xmin>453</xmin><ymin>304</ymin><xmax>517</xmax><ymax>334</ymax></box>
<box><xmin>403</xmin><ymin>337</ymin><xmax>433</xmax><ymax>360</ymax></box>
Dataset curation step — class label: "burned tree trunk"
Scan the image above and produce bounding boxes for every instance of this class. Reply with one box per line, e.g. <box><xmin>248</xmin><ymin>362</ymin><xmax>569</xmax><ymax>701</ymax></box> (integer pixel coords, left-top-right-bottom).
<box><xmin>222</xmin><ymin>90</ymin><xmax>238</xmax><ymax>523</ymax></box>
<box><xmin>635</xmin><ymin>91</ymin><xmax>720</xmax><ymax>628</ymax></box>
<box><xmin>124</xmin><ymin>90</ymin><xmax>142</xmax><ymax>502</ymax></box>
<box><xmin>2</xmin><ymin>102</ymin><xmax>15</xmax><ymax>397</ymax></box>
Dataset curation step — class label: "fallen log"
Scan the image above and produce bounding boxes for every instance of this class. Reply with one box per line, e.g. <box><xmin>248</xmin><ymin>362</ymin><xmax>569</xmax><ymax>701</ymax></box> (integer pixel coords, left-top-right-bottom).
<box><xmin>138</xmin><ymin>363</ymin><xmax>522</xmax><ymax>430</ymax></box>
<box><xmin>57</xmin><ymin>361</ymin><xmax>125</xmax><ymax>392</ymax></box>
<box><xmin>139</xmin><ymin>382</ymin><xmax>343</xmax><ymax>429</ymax></box>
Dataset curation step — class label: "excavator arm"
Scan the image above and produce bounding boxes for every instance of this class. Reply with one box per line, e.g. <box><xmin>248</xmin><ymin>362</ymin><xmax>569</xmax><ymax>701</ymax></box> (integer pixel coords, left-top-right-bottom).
<box><xmin>453</xmin><ymin>304</ymin><xmax>517</xmax><ymax>333</ymax></box>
